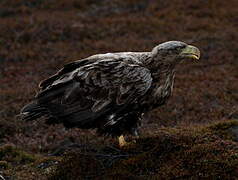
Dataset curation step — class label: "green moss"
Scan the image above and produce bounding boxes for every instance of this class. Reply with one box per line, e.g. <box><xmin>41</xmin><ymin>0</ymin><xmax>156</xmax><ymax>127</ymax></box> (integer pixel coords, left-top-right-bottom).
<box><xmin>0</xmin><ymin>160</ymin><xmax>10</xmax><ymax>169</ymax></box>
<box><xmin>0</xmin><ymin>145</ymin><xmax>36</xmax><ymax>165</ymax></box>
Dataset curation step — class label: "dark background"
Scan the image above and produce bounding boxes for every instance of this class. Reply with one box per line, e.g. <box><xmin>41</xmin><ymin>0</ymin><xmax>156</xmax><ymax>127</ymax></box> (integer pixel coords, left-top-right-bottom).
<box><xmin>0</xmin><ymin>0</ymin><xmax>237</xmax><ymax>179</ymax></box>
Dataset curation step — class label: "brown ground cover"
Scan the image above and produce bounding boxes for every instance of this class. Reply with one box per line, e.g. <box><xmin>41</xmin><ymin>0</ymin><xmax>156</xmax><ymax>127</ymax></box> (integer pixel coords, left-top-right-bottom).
<box><xmin>0</xmin><ymin>0</ymin><xmax>237</xmax><ymax>179</ymax></box>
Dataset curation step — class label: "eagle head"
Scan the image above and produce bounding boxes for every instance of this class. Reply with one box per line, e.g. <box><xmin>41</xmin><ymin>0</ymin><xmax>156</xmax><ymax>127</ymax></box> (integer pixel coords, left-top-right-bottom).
<box><xmin>151</xmin><ymin>41</ymin><xmax>200</xmax><ymax>66</ymax></box>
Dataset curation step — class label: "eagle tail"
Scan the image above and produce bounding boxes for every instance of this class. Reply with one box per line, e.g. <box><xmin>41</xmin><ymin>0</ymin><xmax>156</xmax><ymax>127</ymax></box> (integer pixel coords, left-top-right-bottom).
<box><xmin>20</xmin><ymin>82</ymin><xmax>72</xmax><ymax>121</ymax></box>
<box><xmin>20</xmin><ymin>101</ymin><xmax>49</xmax><ymax>121</ymax></box>
<box><xmin>20</xmin><ymin>101</ymin><xmax>104</xmax><ymax>129</ymax></box>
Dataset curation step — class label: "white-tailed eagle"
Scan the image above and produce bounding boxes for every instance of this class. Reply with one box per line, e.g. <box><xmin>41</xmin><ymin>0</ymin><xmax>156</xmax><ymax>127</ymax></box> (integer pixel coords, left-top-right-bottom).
<box><xmin>20</xmin><ymin>41</ymin><xmax>200</xmax><ymax>146</ymax></box>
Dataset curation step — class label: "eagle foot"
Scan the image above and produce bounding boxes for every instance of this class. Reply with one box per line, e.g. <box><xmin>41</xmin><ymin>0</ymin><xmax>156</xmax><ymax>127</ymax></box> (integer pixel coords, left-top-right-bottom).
<box><xmin>118</xmin><ymin>135</ymin><xmax>137</xmax><ymax>148</ymax></box>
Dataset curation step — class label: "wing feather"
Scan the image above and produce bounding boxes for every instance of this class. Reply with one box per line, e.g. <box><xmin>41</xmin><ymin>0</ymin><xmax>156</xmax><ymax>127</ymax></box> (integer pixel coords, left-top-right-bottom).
<box><xmin>35</xmin><ymin>57</ymin><xmax>152</xmax><ymax>127</ymax></box>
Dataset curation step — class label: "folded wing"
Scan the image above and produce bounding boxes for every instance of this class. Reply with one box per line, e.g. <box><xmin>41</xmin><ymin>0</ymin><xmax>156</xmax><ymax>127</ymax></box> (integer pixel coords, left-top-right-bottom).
<box><xmin>23</xmin><ymin>58</ymin><xmax>153</xmax><ymax>128</ymax></box>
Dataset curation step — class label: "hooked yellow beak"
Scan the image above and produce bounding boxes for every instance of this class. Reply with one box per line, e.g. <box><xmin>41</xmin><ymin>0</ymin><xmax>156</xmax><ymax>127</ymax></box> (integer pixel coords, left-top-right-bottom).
<box><xmin>180</xmin><ymin>45</ymin><xmax>200</xmax><ymax>60</ymax></box>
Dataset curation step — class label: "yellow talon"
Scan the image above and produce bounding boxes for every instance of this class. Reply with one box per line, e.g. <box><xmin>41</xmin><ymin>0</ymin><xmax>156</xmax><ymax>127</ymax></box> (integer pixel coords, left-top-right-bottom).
<box><xmin>118</xmin><ymin>135</ymin><xmax>138</xmax><ymax>147</ymax></box>
<box><xmin>118</xmin><ymin>135</ymin><xmax>127</xmax><ymax>147</ymax></box>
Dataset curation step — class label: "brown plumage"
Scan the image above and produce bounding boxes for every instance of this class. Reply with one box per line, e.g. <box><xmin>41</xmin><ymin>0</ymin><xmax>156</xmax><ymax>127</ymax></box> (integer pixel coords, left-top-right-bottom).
<box><xmin>21</xmin><ymin>41</ymin><xmax>200</xmax><ymax>139</ymax></box>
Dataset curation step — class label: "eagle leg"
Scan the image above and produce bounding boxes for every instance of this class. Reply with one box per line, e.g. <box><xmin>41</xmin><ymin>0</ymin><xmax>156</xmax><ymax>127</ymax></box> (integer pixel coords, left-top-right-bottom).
<box><xmin>118</xmin><ymin>135</ymin><xmax>127</xmax><ymax>147</ymax></box>
<box><xmin>118</xmin><ymin>135</ymin><xmax>139</xmax><ymax>147</ymax></box>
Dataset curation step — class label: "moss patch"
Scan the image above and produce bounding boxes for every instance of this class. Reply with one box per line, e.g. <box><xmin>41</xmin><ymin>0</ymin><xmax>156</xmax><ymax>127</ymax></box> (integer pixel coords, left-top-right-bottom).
<box><xmin>0</xmin><ymin>160</ymin><xmax>9</xmax><ymax>170</ymax></box>
<box><xmin>0</xmin><ymin>144</ymin><xmax>36</xmax><ymax>165</ymax></box>
<box><xmin>208</xmin><ymin>120</ymin><xmax>238</xmax><ymax>141</ymax></box>
<box><xmin>49</xmin><ymin>120</ymin><xmax>238</xmax><ymax>179</ymax></box>
<box><xmin>0</xmin><ymin>146</ymin><xmax>61</xmax><ymax>179</ymax></box>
